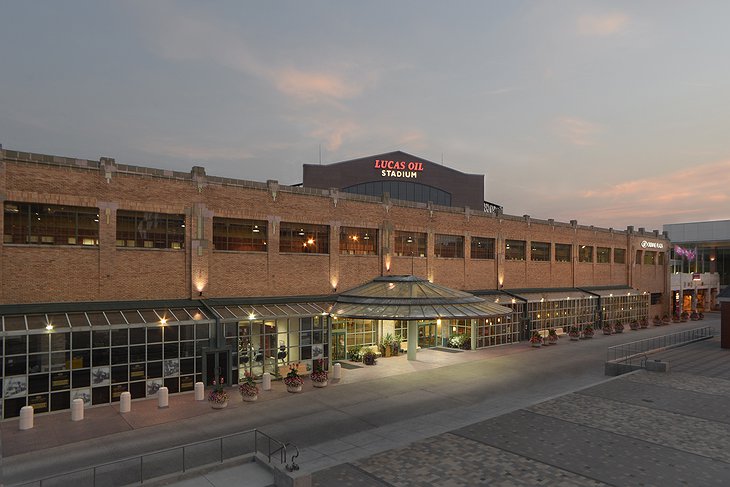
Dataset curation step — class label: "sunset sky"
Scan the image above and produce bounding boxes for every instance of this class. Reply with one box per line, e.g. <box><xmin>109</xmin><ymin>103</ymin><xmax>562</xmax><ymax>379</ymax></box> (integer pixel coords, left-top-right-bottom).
<box><xmin>1</xmin><ymin>1</ymin><xmax>729</xmax><ymax>231</ymax></box>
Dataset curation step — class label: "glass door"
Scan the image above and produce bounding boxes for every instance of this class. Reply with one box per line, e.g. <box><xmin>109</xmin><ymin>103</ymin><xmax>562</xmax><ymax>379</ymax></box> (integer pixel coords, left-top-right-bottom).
<box><xmin>331</xmin><ymin>330</ymin><xmax>346</xmax><ymax>361</ymax></box>
<box><xmin>417</xmin><ymin>322</ymin><xmax>437</xmax><ymax>348</ymax></box>
<box><xmin>204</xmin><ymin>350</ymin><xmax>229</xmax><ymax>386</ymax></box>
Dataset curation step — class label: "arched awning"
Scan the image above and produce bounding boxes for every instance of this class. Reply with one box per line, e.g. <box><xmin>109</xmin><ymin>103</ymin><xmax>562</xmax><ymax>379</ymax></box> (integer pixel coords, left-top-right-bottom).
<box><xmin>331</xmin><ymin>275</ymin><xmax>513</xmax><ymax>320</ymax></box>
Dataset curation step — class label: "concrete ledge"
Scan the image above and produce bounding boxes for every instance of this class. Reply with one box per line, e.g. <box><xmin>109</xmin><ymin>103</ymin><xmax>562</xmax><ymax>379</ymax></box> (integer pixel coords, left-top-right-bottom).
<box><xmin>645</xmin><ymin>360</ymin><xmax>671</xmax><ymax>372</ymax></box>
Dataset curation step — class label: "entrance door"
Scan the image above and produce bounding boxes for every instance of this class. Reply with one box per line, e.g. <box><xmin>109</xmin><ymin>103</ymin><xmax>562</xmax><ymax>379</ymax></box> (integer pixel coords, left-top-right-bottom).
<box><xmin>205</xmin><ymin>350</ymin><xmax>230</xmax><ymax>386</ymax></box>
<box><xmin>332</xmin><ymin>330</ymin><xmax>346</xmax><ymax>361</ymax></box>
<box><xmin>418</xmin><ymin>323</ymin><xmax>437</xmax><ymax>348</ymax></box>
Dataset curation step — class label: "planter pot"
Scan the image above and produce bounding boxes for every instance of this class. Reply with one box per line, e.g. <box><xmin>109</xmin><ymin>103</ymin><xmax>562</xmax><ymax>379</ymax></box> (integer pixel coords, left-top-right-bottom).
<box><xmin>615</xmin><ymin>329</ymin><xmax>624</xmax><ymax>334</ymax></box>
<box><xmin>210</xmin><ymin>400</ymin><xmax>228</xmax><ymax>409</ymax></box>
<box><xmin>286</xmin><ymin>384</ymin><xmax>302</xmax><ymax>393</ymax></box>
<box><xmin>312</xmin><ymin>380</ymin><xmax>328</xmax><ymax>388</ymax></box>
<box><xmin>241</xmin><ymin>394</ymin><xmax>258</xmax><ymax>402</ymax></box>
<box><xmin>531</xmin><ymin>342</ymin><xmax>542</xmax><ymax>348</ymax></box>
<box><xmin>582</xmin><ymin>333</ymin><xmax>594</xmax><ymax>339</ymax></box>
<box><xmin>384</xmin><ymin>347</ymin><xmax>391</xmax><ymax>358</ymax></box>
<box><xmin>603</xmin><ymin>330</ymin><xmax>612</xmax><ymax>335</ymax></box>
<box><xmin>548</xmin><ymin>337</ymin><xmax>558</xmax><ymax>345</ymax></box>
<box><xmin>569</xmin><ymin>335</ymin><xmax>580</xmax><ymax>341</ymax></box>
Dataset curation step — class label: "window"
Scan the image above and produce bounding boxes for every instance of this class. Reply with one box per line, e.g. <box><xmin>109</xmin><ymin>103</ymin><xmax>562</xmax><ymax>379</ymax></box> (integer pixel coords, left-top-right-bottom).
<box><xmin>394</xmin><ymin>231</ymin><xmax>426</xmax><ymax>257</ymax></box>
<box><xmin>435</xmin><ymin>234</ymin><xmax>464</xmax><ymax>258</ymax></box>
<box><xmin>651</xmin><ymin>292</ymin><xmax>662</xmax><ymax>305</ymax></box>
<box><xmin>597</xmin><ymin>247</ymin><xmax>610</xmax><ymax>264</ymax></box>
<box><xmin>530</xmin><ymin>242</ymin><xmax>550</xmax><ymax>261</ymax></box>
<box><xmin>555</xmin><ymin>243</ymin><xmax>571</xmax><ymax>262</ymax></box>
<box><xmin>116</xmin><ymin>211</ymin><xmax>185</xmax><ymax>249</ymax></box>
<box><xmin>636</xmin><ymin>249</ymin><xmax>642</xmax><ymax>264</ymax></box>
<box><xmin>578</xmin><ymin>245</ymin><xmax>593</xmax><ymax>263</ymax></box>
<box><xmin>658</xmin><ymin>252</ymin><xmax>664</xmax><ymax>265</ymax></box>
<box><xmin>471</xmin><ymin>237</ymin><xmax>495</xmax><ymax>260</ymax></box>
<box><xmin>4</xmin><ymin>202</ymin><xmax>99</xmax><ymax>246</ymax></box>
<box><xmin>279</xmin><ymin>223</ymin><xmax>329</xmax><ymax>254</ymax></box>
<box><xmin>614</xmin><ymin>248</ymin><xmax>626</xmax><ymax>264</ymax></box>
<box><xmin>343</xmin><ymin>181</ymin><xmax>451</xmax><ymax>206</ymax></box>
<box><xmin>643</xmin><ymin>251</ymin><xmax>657</xmax><ymax>265</ymax></box>
<box><xmin>505</xmin><ymin>240</ymin><xmax>526</xmax><ymax>261</ymax></box>
<box><xmin>212</xmin><ymin>218</ymin><xmax>267</xmax><ymax>252</ymax></box>
<box><xmin>339</xmin><ymin>227</ymin><xmax>378</xmax><ymax>255</ymax></box>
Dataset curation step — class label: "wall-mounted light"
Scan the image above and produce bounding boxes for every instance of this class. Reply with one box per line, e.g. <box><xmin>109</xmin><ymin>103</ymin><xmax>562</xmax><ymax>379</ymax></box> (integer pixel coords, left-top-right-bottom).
<box><xmin>248</xmin><ymin>313</ymin><xmax>256</xmax><ymax>320</ymax></box>
<box><xmin>46</xmin><ymin>323</ymin><xmax>54</xmax><ymax>331</ymax></box>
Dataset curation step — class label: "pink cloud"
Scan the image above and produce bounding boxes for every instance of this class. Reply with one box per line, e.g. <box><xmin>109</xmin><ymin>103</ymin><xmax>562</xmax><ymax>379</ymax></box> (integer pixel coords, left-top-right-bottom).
<box><xmin>577</xmin><ymin>13</ymin><xmax>629</xmax><ymax>36</ymax></box>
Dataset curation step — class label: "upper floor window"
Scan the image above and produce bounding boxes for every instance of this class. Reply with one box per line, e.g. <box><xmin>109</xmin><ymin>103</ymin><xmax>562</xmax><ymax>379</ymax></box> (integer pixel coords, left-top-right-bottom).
<box><xmin>213</xmin><ymin>218</ymin><xmax>267</xmax><ymax>252</ymax></box>
<box><xmin>579</xmin><ymin>245</ymin><xmax>593</xmax><ymax>263</ymax></box>
<box><xmin>394</xmin><ymin>231</ymin><xmax>427</xmax><ymax>257</ymax></box>
<box><xmin>435</xmin><ymin>234</ymin><xmax>464</xmax><ymax>258</ymax></box>
<box><xmin>658</xmin><ymin>252</ymin><xmax>664</xmax><ymax>265</ymax></box>
<box><xmin>471</xmin><ymin>236</ymin><xmax>495</xmax><ymax>260</ymax></box>
<box><xmin>116</xmin><ymin>210</ymin><xmax>185</xmax><ymax>249</ymax></box>
<box><xmin>597</xmin><ymin>247</ymin><xmax>611</xmax><ymax>264</ymax></box>
<box><xmin>340</xmin><ymin>227</ymin><xmax>378</xmax><ymax>255</ymax></box>
<box><xmin>643</xmin><ymin>251</ymin><xmax>657</xmax><ymax>265</ymax></box>
<box><xmin>505</xmin><ymin>240</ymin><xmax>526</xmax><ymax>261</ymax></box>
<box><xmin>614</xmin><ymin>248</ymin><xmax>626</xmax><ymax>264</ymax></box>
<box><xmin>530</xmin><ymin>241</ymin><xmax>550</xmax><ymax>261</ymax></box>
<box><xmin>555</xmin><ymin>243</ymin><xmax>572</xmax><ymax>262</ymax></box>
<box><xmin>343</xmin><ymin>181</ymin><xmax>451</xmax><ymax>206</ymax></box>
<box><xmin>3</xmin><ymin>202</ymin><xmax>99</xmax><ymax>246</ymax></box>
<box><xmin>280</xmin><ymin>222</ymin><xmax>329</xmax><ymax>254</ymax></box>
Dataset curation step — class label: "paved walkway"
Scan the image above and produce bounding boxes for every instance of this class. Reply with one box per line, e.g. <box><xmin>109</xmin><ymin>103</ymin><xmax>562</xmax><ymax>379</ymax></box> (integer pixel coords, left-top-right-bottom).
<box><xmin>1</xmin><ymin>316</ymin><xmax>724</xmax><ymax>486</ymax></box>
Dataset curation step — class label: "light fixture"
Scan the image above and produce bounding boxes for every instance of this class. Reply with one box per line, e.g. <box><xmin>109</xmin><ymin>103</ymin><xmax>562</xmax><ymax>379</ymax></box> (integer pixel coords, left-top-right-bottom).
<box><xmin>46</xmin><ymin>323</ymin><xmax>54</xmax><ymax>331</ymax></box>
<box><xmin>307</xmin><ymin>238</ymin><xmax>315</xmax><ymax>245</ymax></box>
<box><xmin>253</xmin><ymin>225</ymin><xmax>259</xmax><ymax>233</ymax></box>
<box><xmin>363</xmin><ymin>234</ymin><xmax>370</xmax><ymax>240</ymax></box>
<box><xmin>298</xmin><ymin>229</ymin><xmax>305</xmax><ymax>236</ymax></box>
<box><xmin>160</xmin><ymin>318</ymin><xmax>168</xmax><ymax>326</ymax></box>
<box><xmin>248</xmin><ymin>313</ymin><xmax>256</xmax><ymax>320</ymax></box>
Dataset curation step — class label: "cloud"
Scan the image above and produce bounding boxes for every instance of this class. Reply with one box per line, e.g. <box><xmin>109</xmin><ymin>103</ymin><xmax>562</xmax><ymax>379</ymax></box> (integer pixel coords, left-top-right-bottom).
<box><xmin>130</xmin><ymin>2</ymin><xmax>369</xmax><ymax>105</ymax></box>
<box><xmin>553</xmin><ymin>117</ymin><xmax>602</xmax><ymax>146</ymax></box>
<box><xmin>309</xmin><ymin>120</ymin><xmax>360</xmax><ymax>152</ymax></box>
<box><xmin>577</xmin><ymin>12</ymin><xmax>629</xmax><ymax>36</ymax></box>
<box><xmin>139</xmin><ymin>138</ymin><xmax>254</xmax><ymax>162</ymax></box>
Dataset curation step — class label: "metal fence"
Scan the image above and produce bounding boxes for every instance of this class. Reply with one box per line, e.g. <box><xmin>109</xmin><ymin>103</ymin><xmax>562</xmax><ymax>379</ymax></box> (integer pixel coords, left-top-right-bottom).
<box><xmin>13</xmin><ymin>428</ymin><xmax>297</xmax><ymax>487</ymax></box>
<box><xmin>606</xmin><ymin>326</ymin><xmax>714</xmax><ymax>365</ymax></box>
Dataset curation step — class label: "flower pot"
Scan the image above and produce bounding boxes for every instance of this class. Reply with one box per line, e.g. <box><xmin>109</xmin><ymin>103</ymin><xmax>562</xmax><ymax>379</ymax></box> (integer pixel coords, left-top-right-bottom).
<box><xmin>312</xmin><ymin>380</ymin><xmax>328</xmax><ymax>388</ymax></box>
<box><xmin>531</xmin><ymin>342</ymin><xmax>542</xmax><ymax>348</ymax></box>
<box><xmin>548</xmin><ymin>337</ymin><xmax>558</xmax><ymax>345</ymax></box>
<box><xmin>286</xmin><ymin>384</ymin><xmax>302</xmax><ymax>393</ymax></box>
<box><xmin>241</xmin><ymin>394</ymin><xmax>258</xmax><ymax>402</ymax></box>
<box><xmin>210</xmin><ymin>400</ymin><xmax>228</xmax><ymax>409</ymax></box>
<box><xmin>569</xmin><ymin>335</ymin><xmax>579</xmax><ymax>341</ymax></box>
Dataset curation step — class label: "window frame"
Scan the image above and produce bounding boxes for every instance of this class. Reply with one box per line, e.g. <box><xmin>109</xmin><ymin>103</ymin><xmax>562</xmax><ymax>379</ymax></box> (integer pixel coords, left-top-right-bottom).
<box><xmin>578</xmin><ymin>245</ymin><xmax>594</xmax><ymax>263</ymax></box>
<box><xmin>4</xmin><ymin>202</ymin><xmax>99</xmax><ymax>247</ymax></box>
<box><xmin>394</xmin><ymin>231</ymin><xmax>427</xmax><ymax>257</ymax></box>
<box><xmin>339</xmin><ymin>227</ymin><xmax>378</xmax><ymax>255</ymax></box>
<box><xmin>555</xmin><ymin>243</ymin><xmax>572</xmax><ymax>263</ymax></box>
<box><xmin>471</xmin><ymin>236</ymin><xmax>495</xmax><ymax>260</ymax></box>
<box><xmin>434</xmin><ymin>234</ymin><xmax>464</xmax><ymax>258</ymax></box>
<box><xmin>530</xmin><ymin>241</ymin><xmax>551</xmax><ymax>262</ymax></box>
<box><xmin>116</xmin><ymin>210</ymin><xmax>185</xmax><ymax>250</ymax></box>
<box><xmin>505</xmin><ymin>240</ymin><xmax>526</xmax><ymax>261</ymax></box>
<box><xmin>596</xmin><ymin>247</ymin><xmax>611</xmax><ymax>264</ymax></box>
<box><xmin>212</xmin><ymin>217</ymin><xmax>267</xmax><ymax>252</ymax></box>
<box><xmin>279</xmin><ymin>222</ymin><xmax>330</xmax><ymax>254</ymax></box>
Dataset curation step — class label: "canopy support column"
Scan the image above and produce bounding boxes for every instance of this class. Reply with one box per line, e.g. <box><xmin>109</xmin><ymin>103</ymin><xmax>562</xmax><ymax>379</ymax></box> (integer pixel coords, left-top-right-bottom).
<box><xmin>471</xmin><ymin>318</ymin><xmax>477</xmax><ymax>350</ymax></box>
<box><xmin>407</xmin><ymin>320</ymin><xmax>418</xmax><ymax>361</ymax></box>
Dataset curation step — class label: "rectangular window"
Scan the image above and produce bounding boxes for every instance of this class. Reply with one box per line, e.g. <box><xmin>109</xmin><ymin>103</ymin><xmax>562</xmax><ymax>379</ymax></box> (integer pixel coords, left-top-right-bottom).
<box><xmin>651</xmin><ymin>292</ymin><xmax>662</xmax><ymax>305</ymax></box>
<box><xmin>597</xmin><ymin>247</ymin><xmax>610</xmax><ymax>263</ymax></box>
<box><xmin>636</xmin><ymin>249</ymin><xmax>642</xmax><ymax>264</ymax></box>
<box><xmin>658</xmin><ymin>252</ymin><xmax>664</xmax><ymax>265</ymax></box>
<box><xmin>212</xmin><ymin>218</ymin><xmax>267</xmax><ymax>252</ymax></box>
<box><xmin>643</xmin><ymin>251</ymin><xmax>657</xmax><ymax>265</ymax></box>
<box><xmin>555</xmin><ymin>243</ymin><xmax>571</xmax><ymax>262</ymax></box>
<box><xmin>279</xmin><ymin>222</ymin><xmax>329</xmax><ymax>254</ymax></box>
<box><xmin>530</xmin><ymin>242</ymin><xmax>550</xmax><ymax>261</ymax></box>
<box><xmin>394</xmin><ymin>231</ymin><xmax>427</xmax><ymax>257</ymax></box>
<box><xmin>4</xmin><ymin>202</ymin><xmax>99</xmax><ymax>246</ymax></box>
<box><xmin>505</xmin><ymin>240</ymin><xmax>526</xmax><ymax>261</ymax></box>
<box><xmin>614</xmin><ymin>248</ymin><xmax>626</xmax><ymax>264</ymax></box>
<box><xmin>434</xmin><ymin>234</ymin><xmax>464</xmax><ymax>258</ymax></box>
<box><xmin>578</xmin><ymin>245</ymin><xmax>593</xmax><ymax>263</ymax></box>
<box><xmin>116</xmin><ymin>211</ymin><xmax>185</xmax><ymax>249</ymax></box>
<box><xmin>339</xmin><ymin>227</ymin><xmax>378</xmax><ymax>255</ymax></box>
<box><xmin>471</xmin><ymin>237</ymin><xmax>495</xmax><ymax>260</ymax></box>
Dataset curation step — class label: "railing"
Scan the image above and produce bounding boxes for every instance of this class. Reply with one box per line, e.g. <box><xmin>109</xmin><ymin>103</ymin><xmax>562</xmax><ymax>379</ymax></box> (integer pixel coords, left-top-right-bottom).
<box><xmin>606</xmin><ymin>326</ymin><xmax>714</xmax><ymax>365</ymax></box>
<box><xmin>13</xmin><ymin>429</ymin><xmax>297</xmax><ymax>487</ymax></box>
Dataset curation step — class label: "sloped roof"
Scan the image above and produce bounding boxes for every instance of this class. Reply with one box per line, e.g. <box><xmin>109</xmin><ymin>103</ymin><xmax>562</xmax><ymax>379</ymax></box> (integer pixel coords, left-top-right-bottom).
<box><xmin>332</xmin><ymin>275</ymin><xmax>513</xmax><ymax>319</ymax></box>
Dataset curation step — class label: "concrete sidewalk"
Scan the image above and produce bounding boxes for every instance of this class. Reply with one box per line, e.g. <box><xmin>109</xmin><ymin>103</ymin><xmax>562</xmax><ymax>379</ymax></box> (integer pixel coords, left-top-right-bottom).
<box><xmin>1</xmin><ymin>316</ymin><xmax>722</xmax><ymax>486</ymax></box>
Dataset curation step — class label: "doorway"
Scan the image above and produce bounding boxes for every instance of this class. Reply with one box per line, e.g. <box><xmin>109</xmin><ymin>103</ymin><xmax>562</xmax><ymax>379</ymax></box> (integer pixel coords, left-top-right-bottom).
<box><xmin>417</xmin><ymin>322</ymin><xmax>437</xmax><ymax>348</ymax></box>
<box><xmin>332</xmin><ymin>330</ymin><xmax>346</xmax><ymax>361</ymax></box>
<box><xmin>204</xmin><ymin>350</ymin><xmax>230</xmax><ymax>386</ymax></box>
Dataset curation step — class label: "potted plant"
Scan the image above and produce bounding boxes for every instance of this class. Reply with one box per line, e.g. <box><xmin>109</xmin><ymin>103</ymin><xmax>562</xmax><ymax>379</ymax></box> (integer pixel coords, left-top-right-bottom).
<box><xmin>362</xmin><ymin>349</ymin><xmax>377</xmax><ymax>365</ymax></box>
<box><xmin>652</xmin><ymin>315</ymin><xmax>662</xmax><ymax>326</ymax></box>
<box><xmin>381</xmin><ymin>334</ymin><xmax>394</xmax><ymax>357</ymax></box>
<box><xmin>208</xmin><ymin>377</ymin><xmax>229</xmax><ymax>409</ymax></box>
<box><xmin>690</xmin><ymin>311</ymin><xmax>699</xmax><ymax>321</ymax></box>
<box><xmin>614</xmin><ymin>321</ymin><xmax>625</xmax><ymax>333</ymax></box>
<box><xmin>348</xmin><ymin>345</ymin><xmax>362</xmax><ymax>362</ymax></box>
<box><xmin>680</xmin><ymin>311</ymin><xmax>689</xmax><ymax>322</ymax></box>
<box><xmin>283</xmin><ymin>364</ymin><xmax>304</xmax><ymax>393</ymax></box>
<box><xmin>239</xmin><ymin>372</ymin><xmax>259</xmax><ymax>402</ymax></box>
<box><xmin>583</xmin><ymin>324</ymin><xmax>595</xmax><ymax>338</ymax></box>
<box><xmin>628</xmin><ymin>320</ymin><xmax>639</xmax><ymax>331</ymax></box>
<box><xmin>547</xmin><ymin>328</ymin><xmax>558</xmax><ymax>345</ymax></box>
<box><xmin>661</xmin><ymin>314</ymin><xmax>670</xmax><ymax>325</ymax></box>
<box><xmin>568</xmin><ymin>326</ymin><xmax>580</xmax><ymax>341</ymax></box>
<box><xmin>602</xmin><ymin>323</ymin><xmax>612</xmax><ymax>335</ymax></box>
<box><xmin>392</xmin><ymin>334</ymin><xmax>402</xmax><ymax>356</ymax></box>
<box><xmin>640</xmin><ymin>317</ymin><xmax>649</xmax><ymax>329</ymax></box>
<box><xmin>310</xmin><ymin>358</ymin><xmax>328</xmax><ymax>388</ymax></box>
<box><xmin>529</xmin><ymin>331</ymin><xmax>542</xmax><ymax>348</ymax></box>
<box><xmin>699</xmin><ymin>312</ymin><xmax>705</xmax><ymax>320</ymax></box>
<box><xmin>448</xmin><ymin>333</ymin><xmax>470</xmax><ymax>349</ymax></box>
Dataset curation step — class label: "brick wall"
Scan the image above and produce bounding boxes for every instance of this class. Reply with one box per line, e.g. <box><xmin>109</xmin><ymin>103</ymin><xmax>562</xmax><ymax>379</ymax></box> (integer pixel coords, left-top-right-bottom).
<box><xmin>0</xmin><ymin>149</ymin><xmax>671</xmax><ymax>308</ymax></box>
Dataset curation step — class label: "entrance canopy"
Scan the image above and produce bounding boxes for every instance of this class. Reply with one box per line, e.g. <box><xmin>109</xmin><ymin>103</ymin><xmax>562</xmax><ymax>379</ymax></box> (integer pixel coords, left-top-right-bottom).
<box><xmin>332</xmin><ymin>275</ymin><xmax>513</xmax><ymax>319</ymax></box>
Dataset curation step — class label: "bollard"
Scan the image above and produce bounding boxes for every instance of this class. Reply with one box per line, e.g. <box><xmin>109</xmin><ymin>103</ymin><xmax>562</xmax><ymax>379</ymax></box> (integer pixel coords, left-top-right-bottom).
<box><xmin>333</xmin><ymin>362</ymin><xmax>342</xmax><ymax>381</ymax></box>
<box><xmin>71</xmin><ymin>398</ymin><xmax>84</xmax><ymax>421</ymax></box>
<box><xmin>19</xmin><ymin>405</ymin><xmax>34</xmax><ymax>430</ymax></box>
<box><xmin>262</xmin><ymin>372</ymin><xmax>271</xmax><ymax>391</ymax></box>
<box><xmin>158</xmin><ymin>386</ymin><xmax>169</xmax><ymax>408</ymax></box>
<box><xmin>194</xmin><ymin>381</ymin><xmax>205</xmax><ymax>401</ymax></box>
<box><xmin>120</xmin><ymin>392</ymin><xmax>131</xmax><ymax>413</ymax></box>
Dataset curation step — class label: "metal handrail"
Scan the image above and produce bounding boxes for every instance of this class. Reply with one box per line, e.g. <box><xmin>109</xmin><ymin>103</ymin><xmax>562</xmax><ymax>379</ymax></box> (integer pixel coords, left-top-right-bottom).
<box><xmin>13</xmin><ymin>428</ymin><xmax>296</xmax><ymax>487</ymax></box>
<box><xmin>606</xmin><ymin>326</ymin><xmax>713</xmax><ymax>365</ymax></box>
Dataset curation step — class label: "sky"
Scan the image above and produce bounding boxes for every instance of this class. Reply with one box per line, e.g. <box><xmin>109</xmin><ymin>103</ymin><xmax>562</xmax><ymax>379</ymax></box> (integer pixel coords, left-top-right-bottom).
<box><xmin>1</xmin><ymin>1</ymin><xmax>729</xmax><ymax>232</ymax></box>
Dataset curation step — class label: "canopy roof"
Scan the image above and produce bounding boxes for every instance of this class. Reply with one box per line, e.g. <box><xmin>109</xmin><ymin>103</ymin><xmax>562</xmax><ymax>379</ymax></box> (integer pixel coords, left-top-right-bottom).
<box><xmin>332</xmin><ymin>275</ymin><xmax>513</xmax><ymax>319</ymax></box>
